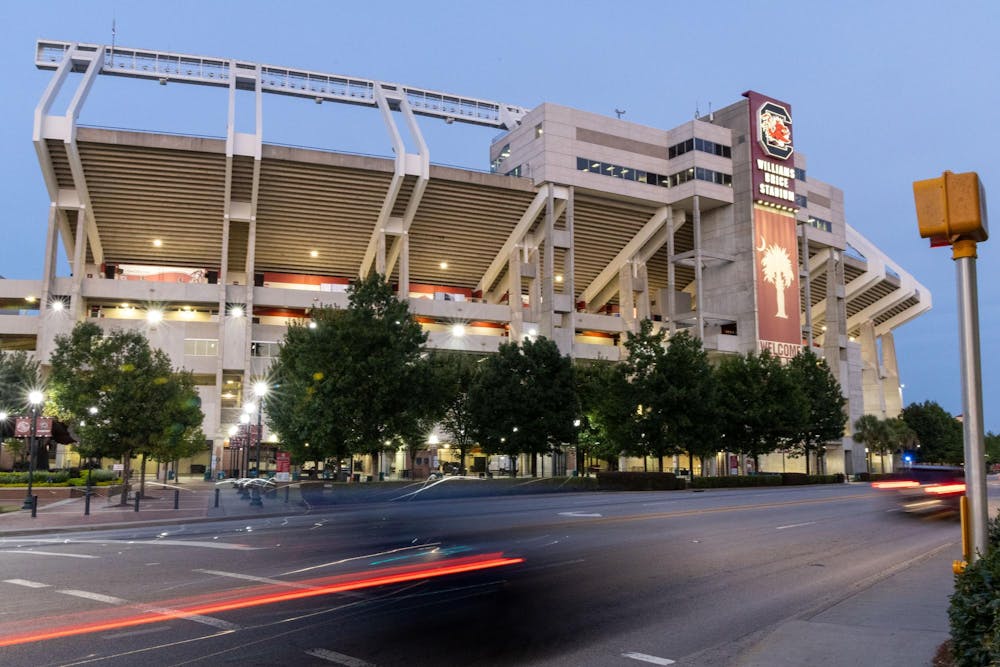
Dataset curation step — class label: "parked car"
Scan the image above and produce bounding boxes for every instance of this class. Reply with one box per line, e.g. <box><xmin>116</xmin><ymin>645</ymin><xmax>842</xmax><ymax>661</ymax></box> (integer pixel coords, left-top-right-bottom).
<box><xmin>872</xmin><ymin>465</ymin><xmax>965</xmax><ymax>514</ymax></box>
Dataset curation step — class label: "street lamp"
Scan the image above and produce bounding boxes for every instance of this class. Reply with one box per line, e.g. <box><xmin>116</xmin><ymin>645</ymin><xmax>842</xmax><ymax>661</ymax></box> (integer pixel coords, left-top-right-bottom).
<box><xmin>22</xmin><ymin>390</ymin><xmax>44</xmax><ymax>511</ymax></box>
<box><xmin>239</xmin><ymin>411</ymin><xmax>251</xmax><ymax>478</ymax></box>
<box><xmin>253</xmin><ymin>382</ymin><xmax>269</xmax><ymax>480</ymax></box>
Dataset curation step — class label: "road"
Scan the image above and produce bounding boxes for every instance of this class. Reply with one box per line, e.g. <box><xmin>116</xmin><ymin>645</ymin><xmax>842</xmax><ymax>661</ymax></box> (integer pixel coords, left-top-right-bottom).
<box><xmin>0</xmin><ymin>483</ymin><xmax>962</xmax><ymax>666</ymax></box>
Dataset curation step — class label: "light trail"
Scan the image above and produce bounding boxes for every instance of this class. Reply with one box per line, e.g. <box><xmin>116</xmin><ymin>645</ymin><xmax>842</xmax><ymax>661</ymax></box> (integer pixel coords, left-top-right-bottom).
<box><xmin>0</xmin><ymin>552</ymin><xmax>523</xmax><ymax>648</ymax></box>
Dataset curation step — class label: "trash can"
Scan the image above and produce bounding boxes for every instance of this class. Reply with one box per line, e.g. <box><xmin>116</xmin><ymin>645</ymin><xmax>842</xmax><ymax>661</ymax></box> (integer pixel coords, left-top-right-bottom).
<box><xmin>379</xmin><ymin>472</ymin><xmax>385</xmax><ymax>481</ymax></box>
<box><xmin>217</xmin><ymin>471</ymin><xmax>225</xmax><ymax>481</ymax></box>
<box><xmin>167</xmin><ymin>470</ymin><xmax>175</xmax><ymax>480</ymax></box>
<box><xmin>204</xmin><ymin>470</ymin><xmax>212</xmax><ymax>481</ymax></box>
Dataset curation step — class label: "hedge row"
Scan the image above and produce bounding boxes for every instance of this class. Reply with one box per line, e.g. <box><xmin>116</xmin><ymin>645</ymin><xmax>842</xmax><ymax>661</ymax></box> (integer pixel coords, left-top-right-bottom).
<box><xmin>689</xmin><ymin>473</ymin><xmax>844</xmax><ymax>489</ymax></box>
<box><xmin>0</xmin><ymin>469</ymin><xmax>119</xmax><ymax>486</ymax></box>
<box><xmin>596</xmin><ymin>472</ymin><xmax>686</xmax><ymax>491</ymax></box>
<box><xmin>949</xmin><ymin>513</ymin><xmax>1000</xmax><ymax>665</ymax></box>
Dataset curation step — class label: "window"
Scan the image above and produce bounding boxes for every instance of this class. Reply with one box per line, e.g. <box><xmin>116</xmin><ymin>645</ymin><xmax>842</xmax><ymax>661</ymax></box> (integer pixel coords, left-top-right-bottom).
<box><xmin>795</xmin><ymin>194</ymin><xmax>808</xmax><ymax>208</ymax></box>
<box><xmin>795</xmin><ymin>167</ymin><xmax>807</xmax><ymax>181</ymax></box>
<box><xmin>251</xmin><ymin>341</ymin><xmax>280</xmax><ymax>358</ymax></box>
<box><xmin>576</xmin><ymin>156</ymin><xmax>670</xmax><ymax>189</ymax></box>
<box><xmin>534</xmin><ymin>123</ymin><xmax>543</xmax><ymax>138</ymax></box>
<box><xmin>184</xmin><ymin>339</ymin><xmax>219</xmax><ymax>356</ymax></box>
<box><xmin>670</xmin><ymin>137</ymin><xmax>730</xmax><ymax>159</ymax></box>
<box><xmin>808</xmin><ymin>216</ymin><xmax>833</xmax><ymax>234</ymax></box>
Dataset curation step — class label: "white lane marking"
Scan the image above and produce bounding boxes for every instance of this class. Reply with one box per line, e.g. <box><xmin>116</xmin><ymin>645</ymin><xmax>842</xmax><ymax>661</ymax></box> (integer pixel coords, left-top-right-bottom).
<box><xmin>1</xmin><ymin>538</ymin><xmax>257</xmax><ymax>551</ymax></box>
<box><xmin>776</xmin><ymin>521</ymin><xmax>817</xmax><ymax>530</ymax></box>
<box><xmin>282</xmin><ymin>543</ymin><xmax>439</xmax><ymax>576</ymax></box>
<box><xmin>4</xmin><ymin>579</ymin><xmax>49</xmax><ymax>588</ymax></box>
<box><xmin>0</xmin><ymin>549</ymin><xmax>98</xmax><ymax>559</ymax></box>
<box><xmin>622</xmin><ymin>652</ymin><xmax>675</xmax><ymax>665</ymax></box>
<box><xmin>558</xmin><ymin>511</ymin><xmax>603</xmax><ymax>518</ymax></box>
<box><xmin>143</xmin><ymin>606</ymin><xmax>241</xmax><ymax>631</ymax></box>
<box><xmin>102</xmin><ymin>626</ymin><xmax>172</xmax><ymax>640</ymax></box>
<box><xmin>194</xmin><ymin>568</ymin><xmax>318</xmax><ymax>589</ymax></box>
<box><xmin>305</xmin><ymin>648</ymin><xmax>374</xmax><ymax>666</ymax></box>
<box><xmin>59</xmin><ymin>589</ymin><xmax>127</xmax><ymax>605</ymax></box>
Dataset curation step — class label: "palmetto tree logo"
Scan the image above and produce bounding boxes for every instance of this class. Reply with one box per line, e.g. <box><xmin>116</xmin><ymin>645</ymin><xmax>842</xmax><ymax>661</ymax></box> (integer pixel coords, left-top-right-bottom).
<box><xmin>757</xmin><ymin>235</ymin><xmax>794</xmax><ymax>318</ymax></box>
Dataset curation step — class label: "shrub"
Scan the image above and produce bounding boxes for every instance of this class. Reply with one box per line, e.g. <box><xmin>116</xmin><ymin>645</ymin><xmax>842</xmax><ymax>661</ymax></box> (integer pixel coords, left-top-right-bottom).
<box><xmin>949</xmin><ymin>512</ymin><xmax>1000</xmax><ymax>665</ymax></box>
<box><xmin>596</xmin><ymin>472</ymin><xmax>684</xmax><ymax>491</ymax></box>
<box><xmin>689</xmin><ymin>475</ymin><xmax>782</xmax><ymax>489</ymax></box>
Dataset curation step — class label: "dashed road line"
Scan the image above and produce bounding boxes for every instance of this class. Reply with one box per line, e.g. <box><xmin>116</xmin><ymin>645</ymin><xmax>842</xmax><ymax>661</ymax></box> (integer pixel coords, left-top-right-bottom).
<box><xmin>558</xmin><ymin>511</ymin><xmax>603</xmax><ymax>518</ymax></box>
<box><xmin>776</xmin><ymin>521</ymin><xmax>817</xmax><ymax>530</ymax></box>
<box><xmin>194</xmin><ymin>568</ymin><xmax>318</xmax><ymax>589</ymax></box>
<box><xmin>3</xmin><ymin>579</ymin><xmax>49</xmax><ymax>588</ymax></box>
<box><xmin>622</xmin><ymin>652</ymin><xmax>675</xmax><ymax>665</ymax></box>
<box><xmin>305</xmin><ymin>648</ymin><xmax>374</xmax><ymax>666</ymax></box>
<box><xmin>0</xmin><ymin>549</ymin><xmax>98</xmax><ymax>559</ymax></box>
<box><xmin>59</xmin><ymin>589</ymin><xmax>127</xmax><ymax>605</ymax></box>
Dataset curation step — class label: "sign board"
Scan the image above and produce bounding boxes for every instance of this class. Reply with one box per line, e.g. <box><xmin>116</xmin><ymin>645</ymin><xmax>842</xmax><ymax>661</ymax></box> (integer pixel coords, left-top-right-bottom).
<box><xmin>743</xmin><ymin>90</ymin><xmax>796</xmax><ymax>210</ymax></box>
<box><xmin>113</xmin><ymin>463</ymin><xmax>124</xmax><ymax>471</ymax></box>
<box><xmin>13</xmin><ymin>416</ymin><xmax>53</xmax><ymax>437</ymax></box>
<box><xmin>276</xmin><ymin>451</ymin><xmax>291</xmax><ymax>474</ymax></box>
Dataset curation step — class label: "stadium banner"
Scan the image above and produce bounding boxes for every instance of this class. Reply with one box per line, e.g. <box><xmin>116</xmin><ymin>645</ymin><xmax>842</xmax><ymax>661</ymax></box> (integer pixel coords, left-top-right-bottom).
<box><xmin>754</xmin><ymin>206</ymin><xmax>801</xmax><ymax>359</ymax></box>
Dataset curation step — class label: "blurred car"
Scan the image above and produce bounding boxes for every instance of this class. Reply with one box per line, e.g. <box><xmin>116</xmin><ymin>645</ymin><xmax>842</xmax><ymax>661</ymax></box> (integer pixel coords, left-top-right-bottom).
<box><xmin>872</xmin><ymin>465</ymin><xmax>965</xmax><ymax>514</ymax></box>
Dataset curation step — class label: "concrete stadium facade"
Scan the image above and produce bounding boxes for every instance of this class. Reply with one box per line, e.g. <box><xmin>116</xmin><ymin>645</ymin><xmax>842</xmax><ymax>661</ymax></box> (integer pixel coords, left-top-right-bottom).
<box><xmin>0</xmin><ymin>40</ymin><xmax>929</xmax><ymax>479</ymax></box>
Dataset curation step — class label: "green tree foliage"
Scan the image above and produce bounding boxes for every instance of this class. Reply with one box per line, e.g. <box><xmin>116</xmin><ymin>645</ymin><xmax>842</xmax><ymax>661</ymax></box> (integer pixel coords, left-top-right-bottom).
<box><xmin>786</xmin><ymin>348</ymin><xmax>847</xmax><ymax>474</ymax></box>
<box><xmin>660</xmin><ymin>331</ymin><xmax>720</xmax><ymax>475</ymax></box>
<box><xmin>266</xmin><ymin>274</ymin><xmax>434</xmax><ymax>472</ymax></box>
<box><xmin>901</xmin><ymin>400</ymin><xmax>964</xmax><ymax>465</ymax></box>
<box><xmin>47</xmin><ymin>322</ymin><xmax>205</xmax><ymax>502</ymax></box>
<box><xmin>469</xmin><ymin>338</ymin><xmax>578</xmax><ymax>477</ymax></box>
<box><xmin>987</xmin><ymin>432</ymin><xmax>1000</xmax><ymax>468</ymax></box>
<box><xmin>0</xmin><ymin>351</ymin><xmax>44</xmax><ymax>467</ymax></box>
<box><xmin>716</xmin><ymin>349</ymin><xmax>804</xmax><ymax>470</ymax></box>
<box><xmin>574</xmin><ymin>360</ymin><xmax>631</xmax><ymax>471</ymax></box>
<box><xmin>621</xmin><ymin>321</ymin><xmax>675</xmax><ymax>469</ymax></box>
<box><xmin>852</xmin><ymin>414</ymin><xmax>894</xmax><ymax>473</ymax></box>
<box><xmin>435</xmin><ymin>352</ymin><xmax>484</xmax><ymax>475</ymax></box>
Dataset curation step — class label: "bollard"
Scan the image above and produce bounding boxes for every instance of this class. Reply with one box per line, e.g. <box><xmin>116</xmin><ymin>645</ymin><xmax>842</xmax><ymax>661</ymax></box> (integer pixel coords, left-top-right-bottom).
<box><xmin>31</xmin><ymin>496</ymin><xmax>38</xmax><ymax>518</ymax></box>
<box><xmin>134</xmin><ymin>493</ymin><xmax>140</xmax><ymax>512</ymax></box>
<box><xmin>284</xmin><ymin>485</ymin><xmax>290</xmax><ymax>503</ymax></box>
<box><xmin>173</xmin><ymin>489</ymin><xmax>180</xmax><ymax>510</ymax></box>
<box><xmin>214</xmin><ymin>488</ymin><xmax>220</xmax><ymax>508</ymax></box>
<box><xmin>84</xmin><ymin>492</ymin><xmax>91</xmax><ymax>516</ymax></box>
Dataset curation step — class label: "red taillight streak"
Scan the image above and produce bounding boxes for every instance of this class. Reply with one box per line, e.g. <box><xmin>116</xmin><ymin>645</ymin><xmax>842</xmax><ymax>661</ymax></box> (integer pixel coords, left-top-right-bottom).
<box><xmin>0</xmin><ymin>554</ymin><xmax>524</xmax><ymax>648</ymax></box>
<box><xmin>872</xmin><ymin>480</ymin><xmax>920</xmax><ymax>489</ymax></box>
<box><xmin>925</xmin><ymin>483</ymin><xmax>966</xmax><ymax>495</ymax></box>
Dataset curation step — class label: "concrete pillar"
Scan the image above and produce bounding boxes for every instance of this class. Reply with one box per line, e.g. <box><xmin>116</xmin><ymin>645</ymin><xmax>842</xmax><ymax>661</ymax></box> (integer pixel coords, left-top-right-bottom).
<box><xmin>859</xmin><ymin>321</ymin><xmax>885</xmax><ymax>418</ymax></box>
<box><xmin>508</xmin><ymin>250</ymin><xmax>523</xmax><ymax>342</ymax></box>
<box><xmin>881</xmin><ymin>332</ymin><xmax>902</xmax><ymax>417</ymax></box>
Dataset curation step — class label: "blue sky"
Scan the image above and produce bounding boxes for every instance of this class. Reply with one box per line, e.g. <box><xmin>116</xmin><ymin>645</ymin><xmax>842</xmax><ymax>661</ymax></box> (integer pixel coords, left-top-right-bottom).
<box><xmin>1</xmin><ymin>1</ymin><xmax>997</xmax><ymax>433</ymax></box>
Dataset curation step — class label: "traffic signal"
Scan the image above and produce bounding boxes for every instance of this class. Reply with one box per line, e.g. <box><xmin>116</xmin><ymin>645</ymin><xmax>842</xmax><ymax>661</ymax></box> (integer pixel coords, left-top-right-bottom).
<box><xmin>913</xmin><ymin>171</ymin><xmax>989</xmax><ymax>244</ymax></box>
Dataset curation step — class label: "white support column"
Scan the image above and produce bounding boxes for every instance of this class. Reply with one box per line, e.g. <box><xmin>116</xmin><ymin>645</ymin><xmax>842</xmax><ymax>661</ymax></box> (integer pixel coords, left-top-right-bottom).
<box><xmin>800</xmin><ymin>221</ymin><xmax>813</xmax><ymax>346</ymax></box>
<box><xmin>508</xmin><ymin>249</ymin><xmax>523</xmax><ymax>342</ymax></box>
<box><xmin>39</xmin><ymin>204</ymin><xmax>60</xmax><ymax>315</ymax></box>
<box><xmin>539</xmin><ymin>185</ymin><xmax>556</xmax><ymax>339</ymax></box>
<box><xmin>70</xmin><ymin>208</ymin><xmax>87</xmax><ymax>320</ymax></box>
<box><xmin>692</xmin><ymin>196</ymin><xmax>705</xmax><ymax>340</ymax></box>
<box><xmin>666</xmin><ymin>207</ymin><xmax>676</xmax><ymax>334</ymax></box>
<box><xmin>881</xmin><ymin>332</ymin><xmax>902</xmax><ymax>417</ymax></box>
<box><xmin>859</xmin><ymin>321</ymin><xmax>886</xmax><ymax>418</ymax></box>
<box><xmin>635</xmin><ymin>262</ymin><xmax>650</xmax><ymax>322</ymax></box>
<box><xmin>361</xmin><ymin>83</ymin><xmax>407</xmax><ymax>278</ymax></box>
<box><xmin>619</xmin><ymin>263</ymin><xmax>636</xmax><ymax>334</ymax></box>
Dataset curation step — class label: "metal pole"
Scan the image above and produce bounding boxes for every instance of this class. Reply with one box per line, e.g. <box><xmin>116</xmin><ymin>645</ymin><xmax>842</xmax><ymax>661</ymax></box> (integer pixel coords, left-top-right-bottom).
<box><xmin>22</xmin><ymin>406</ymin><xmax>38</xmax><ymax>510</ymax></box>
<box><xmin>250</xmin><ymin>407</ymin><xmax>264</xmax><ymax>506</ymax></box>
<box><xmin>955</xmin><ymin>247</ymin><xmax>988</xmax><ymax>561</ymax></box>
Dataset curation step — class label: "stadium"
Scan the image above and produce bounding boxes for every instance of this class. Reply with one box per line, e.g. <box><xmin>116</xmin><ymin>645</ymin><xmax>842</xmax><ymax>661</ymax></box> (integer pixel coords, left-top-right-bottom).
<box><xmin>0</xmin><ymin>39</ymin><xmax>929</xmax><ymax>479</ymax></box>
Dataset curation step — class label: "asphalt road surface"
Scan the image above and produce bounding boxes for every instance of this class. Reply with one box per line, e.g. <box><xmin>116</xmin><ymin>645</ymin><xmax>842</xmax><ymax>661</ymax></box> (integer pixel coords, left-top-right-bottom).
<box><xmin>0</xmin><ymin>484</ymin><xmax>962</xmax><ymax>666</ymax></box>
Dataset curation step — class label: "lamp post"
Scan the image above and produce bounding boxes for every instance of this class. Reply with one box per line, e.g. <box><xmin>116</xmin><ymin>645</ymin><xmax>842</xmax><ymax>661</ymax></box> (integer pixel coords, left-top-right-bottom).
<box><xmin>22</xmin><ymin>391</ymin><xmax>44</xmax><ymax>511</ymax></box>
<box><xmin>253</xmin><ymin>382</ymin><xmax>269</xmax><ymax>480</ymax></box>
<box><xmin>239</xmin><ymin>411</ymin><xmax>251</xmax><ymax>478</ymax></box>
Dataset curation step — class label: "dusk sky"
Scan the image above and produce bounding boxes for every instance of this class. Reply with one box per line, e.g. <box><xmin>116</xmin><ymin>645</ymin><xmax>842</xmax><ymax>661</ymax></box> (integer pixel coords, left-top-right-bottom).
<box><xmin>1</xmin><ymin>1</ymin><xmax>997</xmax><ymax>433</ymax></box>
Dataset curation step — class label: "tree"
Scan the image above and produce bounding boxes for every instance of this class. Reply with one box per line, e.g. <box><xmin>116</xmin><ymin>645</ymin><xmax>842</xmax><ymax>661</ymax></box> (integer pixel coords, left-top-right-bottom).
<box><xmin>987</xmin><ymin>432</ymin><xmax>1000</xmax><ymax>469</ymax></box>
<box><xmin>48</xmin><ymin>322</ymin><xmax>205</xmax><ymax>503</ymax></box>
<box><xmin>469</xmin><ymin>338</ymin><xmax>578</xmax><ymax>477</ymax></box>
<box><xmin>0</xmin><ymin>351</ymin><xmax>44</xmax><ymax>469</ymax></box>
<box><xmin>436</xmin><ymin>353</ymin><xmax>484</xmax><ymax>475</ymax></box>
<box><xmin>621</xmin><ymin>321</ymin><xmax>676</xmax><ymax>471</ymax></box>
<box><xmin>901</xmin><ymin>401</ymin><xmax>963</xmax><ymax>465</ymax></box>
<box><xmin>575</xmin><ymin>360</ymin><xmax>631</xmax><ymax>472</ymax></box>
<box><xmin>266</xmin><ymin>273</ymin><xmax>434</xmax><ymax>477</ymax></box>
<box><xmin>852</xmin><ymin>414</ymin><xmax>893</xmax><ymax>473</ymax></box>
<box><xmin>716</xmin><ymin>350</ymin><xmax>804</xmax><ymax>472</ymax></box>
<box><xmin>659</xmin><ymin>330</ymin><xmax>720</xmax><ymax>476</ymax></box>
<box><xmin>786</xmin><ymin>348</ymin><xmax>847</xmax><ymax>474</ymax></box>
<box><xmin>758</xmin><ymin>236</ymin><xmax>795</xmax><ymax>319</ymax></box>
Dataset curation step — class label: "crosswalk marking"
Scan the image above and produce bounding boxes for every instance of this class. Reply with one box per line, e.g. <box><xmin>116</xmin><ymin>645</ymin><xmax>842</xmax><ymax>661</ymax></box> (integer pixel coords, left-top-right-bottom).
<box><xmin>305</xmin><ymin>648</ymin><xmax>374</xmax><ymax>666</ymax></box>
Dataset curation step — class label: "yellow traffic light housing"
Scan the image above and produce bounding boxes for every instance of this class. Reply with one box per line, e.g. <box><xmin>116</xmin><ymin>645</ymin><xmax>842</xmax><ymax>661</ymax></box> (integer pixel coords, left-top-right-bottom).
<box><xmin>913</xmin><ymin>171</ymin><xmax>989</xmax><ymax>244</ymax></box>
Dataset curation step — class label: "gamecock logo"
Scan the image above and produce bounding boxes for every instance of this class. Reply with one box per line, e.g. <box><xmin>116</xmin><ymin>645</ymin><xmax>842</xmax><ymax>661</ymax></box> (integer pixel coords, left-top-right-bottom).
<box><xmin>758</xmin><ymin>101</ymin><xmax>793</xmax><ymax>160</ymax></box>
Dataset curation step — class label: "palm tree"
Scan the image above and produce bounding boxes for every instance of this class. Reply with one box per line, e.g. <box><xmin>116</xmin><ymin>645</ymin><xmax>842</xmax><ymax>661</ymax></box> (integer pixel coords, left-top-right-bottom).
<box><xmin>853</xmin><ymin>414</ymin><xmax>892</xmax><ymax>473</ymax></box>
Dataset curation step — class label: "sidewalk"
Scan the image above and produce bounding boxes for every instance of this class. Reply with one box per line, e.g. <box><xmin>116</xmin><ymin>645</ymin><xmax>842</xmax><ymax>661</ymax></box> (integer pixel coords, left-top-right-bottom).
<box><xmin>0</xmin><ymin>476</ymin><xmax>309</xmax><ymax>535</ymax></box>
<box><xmin>725</xmin><ymin>541</ymin><xmax>958</xmax><ymax>667</ymax></box>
